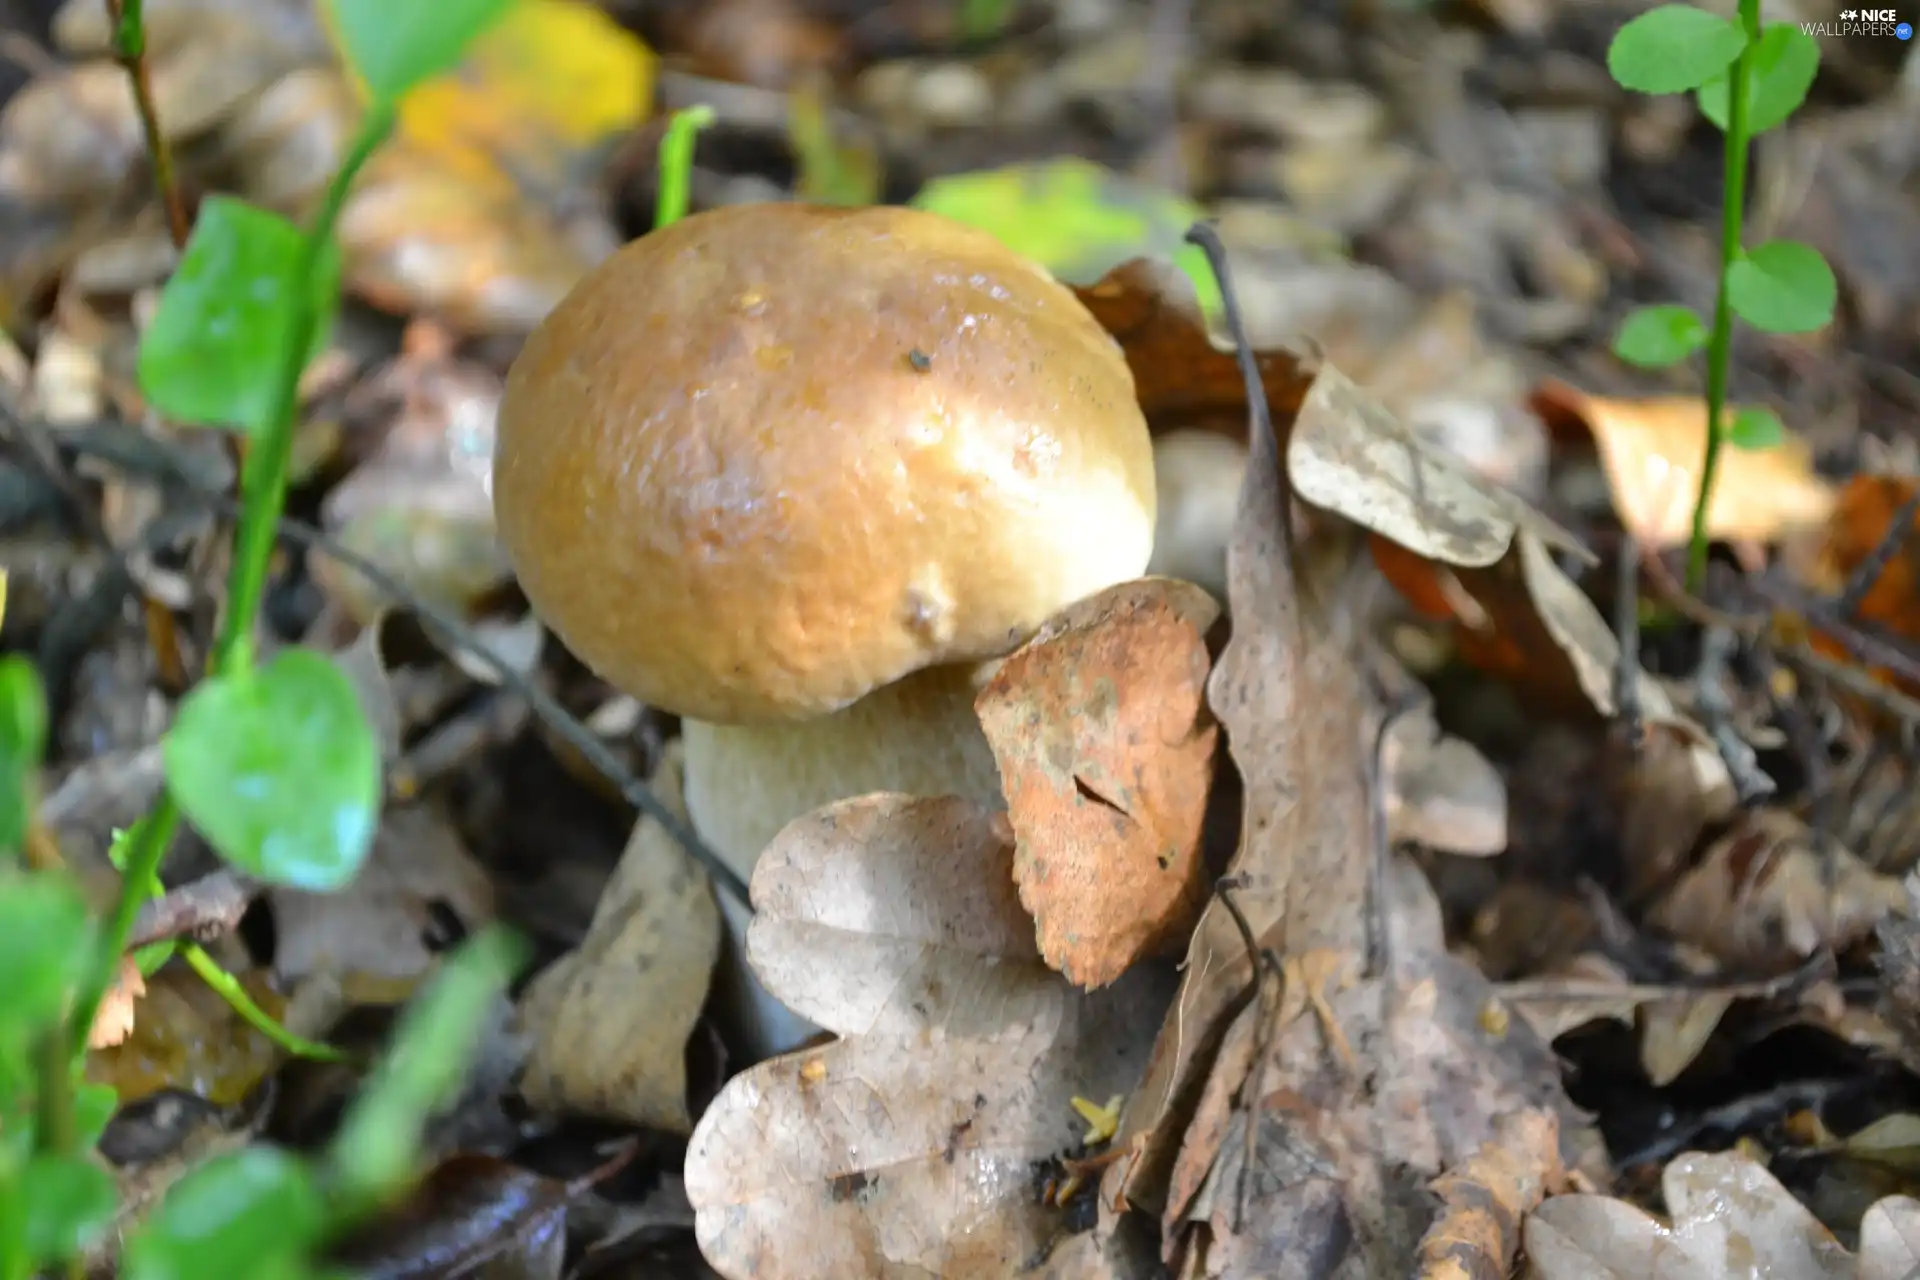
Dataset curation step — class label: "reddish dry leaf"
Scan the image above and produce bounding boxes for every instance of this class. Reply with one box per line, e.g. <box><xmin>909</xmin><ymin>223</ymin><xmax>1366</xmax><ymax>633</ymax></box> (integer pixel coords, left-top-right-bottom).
<box><xmin>1071</xmin><ymin>259</ymin><xmax>1317</xmax><ymax>433</ymax></box>
<box><xmin>975</xmin><ymin>578</ymin><xmax>1221</xmax><ymax>988</ymax></box>
<box><xmin>1804</xmin><ymin>475</ymin><xmax>1920</xmax><ymax>696</ymax></box>
<box><xmin>1415</xmin><ymin>1109</ymin><xmax>1564</xmax><ymax>1280</ymax></box>
<box><xmin>1530</xmin><ymin>379</ymin><xmax>1836</xmax><ymax>553</ymax></box>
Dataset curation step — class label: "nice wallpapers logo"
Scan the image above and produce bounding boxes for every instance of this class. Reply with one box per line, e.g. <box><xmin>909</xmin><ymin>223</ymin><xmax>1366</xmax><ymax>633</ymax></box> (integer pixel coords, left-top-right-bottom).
<box><xmin>1803</xmin><ymin>7</ymin><xmax>1913</xmax><ymax>35</ymax></box>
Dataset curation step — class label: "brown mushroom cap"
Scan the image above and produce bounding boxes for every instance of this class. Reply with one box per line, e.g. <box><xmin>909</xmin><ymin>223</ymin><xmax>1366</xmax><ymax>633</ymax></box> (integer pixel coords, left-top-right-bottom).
<box><xmin>492</xmin><ymin>201</ymin><xmax>1156</xmax><ymax>723</ymax></box>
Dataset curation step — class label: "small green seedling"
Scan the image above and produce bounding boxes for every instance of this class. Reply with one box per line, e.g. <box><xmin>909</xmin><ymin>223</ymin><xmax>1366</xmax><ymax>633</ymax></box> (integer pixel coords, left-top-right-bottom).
<box><xmin>0</xmin><ymin>1</ymin><xmax>535</xmax><ymax>1277</ymax></box>
<box><xmin>1604</xmin><ymin>0</ymin><xmax>1836</xmax><ymax>589</ymax></box>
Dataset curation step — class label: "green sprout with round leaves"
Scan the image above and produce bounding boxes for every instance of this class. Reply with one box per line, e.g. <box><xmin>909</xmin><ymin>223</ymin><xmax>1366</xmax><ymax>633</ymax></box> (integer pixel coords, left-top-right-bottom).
<box><xmin>1604</xmin><ymin>0</ymin><xmax>1836</xmax><ymax>590</ymax></box>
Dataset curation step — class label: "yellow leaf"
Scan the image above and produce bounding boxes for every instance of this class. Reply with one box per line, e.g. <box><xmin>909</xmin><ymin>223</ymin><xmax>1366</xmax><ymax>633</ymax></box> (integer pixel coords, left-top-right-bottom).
<box><xmin>393</xmin><ymin>0</ymin><xmax>653</xmax><ymax>194</ymax></box>
<box><xmin>1531</xmin><ymin>378</ymin><xmax>1836</xmax><ymax>550</ymax></box>
<box><xmin>333</xmin><ymin>0</ymin><xmax>654</xmax><ymax>333</ymax></box>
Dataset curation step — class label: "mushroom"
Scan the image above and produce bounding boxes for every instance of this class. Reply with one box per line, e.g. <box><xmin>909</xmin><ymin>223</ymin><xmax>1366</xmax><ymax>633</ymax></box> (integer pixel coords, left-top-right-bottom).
<box><xmin>491</xmin><ymin>201</ymin><xmax>1156</xmax><ymax>1055</ymax></box>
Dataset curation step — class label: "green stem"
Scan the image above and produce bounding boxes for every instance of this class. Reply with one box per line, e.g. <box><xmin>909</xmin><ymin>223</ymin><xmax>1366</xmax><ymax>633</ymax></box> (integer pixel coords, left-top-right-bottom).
<box><xmin>654</xmin><ymin>105</ymin><xmax>715</xmax><ymax>231</ymax></box>
<box><xmin>68</xmin><ymin>804</ymin><xmax>176</xmax><ymax>1061</ymax></box>
<box><xmin>71</xmin><ymin>105</ymin><xmax>395</xmax><ymax>1063</ymax></box>
<box><xmin>32</xmin><ymin>1033</ymin><xmax>72</xmax><ymax>1158</ymax></box>
<box><xmin>1688</xmin><ymin>0</ymin><xmax>1761</xmax><ymax>593</ymax></box>
<box><xmin>216</xmin><ymin>103</ymin><xmax>394</xmax><ymax>674</ymax></box>
<box><xmin>180</xmin><ymin>944</ymin><xmax>355</xmax><ymax>1064</ymax></box>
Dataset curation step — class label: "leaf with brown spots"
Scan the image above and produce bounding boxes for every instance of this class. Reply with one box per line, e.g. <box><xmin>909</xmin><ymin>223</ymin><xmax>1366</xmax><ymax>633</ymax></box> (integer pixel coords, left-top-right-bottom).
<box><xmin>976</xmin><ymin>577</ymin><xmax>1221</xmax><ymax>988</ymax></box>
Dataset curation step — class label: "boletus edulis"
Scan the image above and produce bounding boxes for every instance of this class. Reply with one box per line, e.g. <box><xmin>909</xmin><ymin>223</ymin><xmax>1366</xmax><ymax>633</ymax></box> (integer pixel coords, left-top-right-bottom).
<box><xmin>491</xmin><ymin>200</ymin><xmax>1156</xmax><ymax>1055</ymax></box>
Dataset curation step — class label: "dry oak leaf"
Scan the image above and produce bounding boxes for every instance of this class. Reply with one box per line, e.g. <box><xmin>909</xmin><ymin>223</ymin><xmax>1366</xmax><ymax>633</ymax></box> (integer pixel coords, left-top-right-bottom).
<box><xmin>1524</xmin><ymin>1150</ymin><xmax>1920</xmax><ymax>1279</ymax></box>
<box><xmin>517</xmin><ymin>742</ymin><xmax>721</xmax><ymax>1134</ymax></box>
<box><xmin>1531</xmin><ymin>378</ymin><xmax>1836</xmax><ymax>554</ymax></box>
<box><xmin>976</xmin><ymin>576</ymin><xmax>1221</xmax><ymax>988</ymax></box>
<box><xmin>685</xmin><ymin>793</ymin><xmax>1174</xmax><ymax>1280</ymax></box>
<box><xmin>1647</xmin><ymin>806</ymin><xmax>1908</xmax><ymax>977</ymax></box>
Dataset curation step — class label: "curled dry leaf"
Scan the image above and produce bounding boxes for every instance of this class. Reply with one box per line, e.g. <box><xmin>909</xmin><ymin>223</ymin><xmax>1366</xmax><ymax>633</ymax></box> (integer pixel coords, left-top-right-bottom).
<box><xmin>517</xmin><ymin>743</ymin><xmax>721</xmax><ymax>1134</ymax></box>
<box><xmin>1380</xmin><ymin>702</ymin><xmax>1507</xmax><ymax>856</ymax></box>
<box><xmin>686</xmin><ymin>793</ymin><xmax>1175</xmax><ymax>1278</ymax></box>
<box><xmin>1531</xmin><ymin>379</ymin><xmax>1836</xmax><ymax>554</ymax></box>
<box><xmin>1524</xmin><ymin>1150</ymin><xmax>1920</xmax><ymax>1280</ymax></box>
<box><xmin>270</xmin><ymin>801</ymin><xmax>497</xmax><ymax>1006</ymax></box>
<box><xmin>88</xmin><ymin>956</ymin><xmax>148</xmax><ymax>1051</ymax></box>
<box><xmin>333</xmin><ymin>0</ymin><xmax>647</xmax><ymax>333</ymax></box>
<box><xmin>1415</xmin><ymin>1109</ymin><xmax>1564</xmax><ymax>1280</ymax></box>
<box><xmin>1647</xmin><ymin>807</ymin><xmax>1909</xmax><ymax>976</ymax></box>
<box><xmin>975</xmin><ymin>577</ymin><xmax>1221</xmax><ymax>988</ymax></box>
<box><xmin>1074</xmin><ymin>270</ymin><xmax>1600</xmax><ymax>1268</ymax></box>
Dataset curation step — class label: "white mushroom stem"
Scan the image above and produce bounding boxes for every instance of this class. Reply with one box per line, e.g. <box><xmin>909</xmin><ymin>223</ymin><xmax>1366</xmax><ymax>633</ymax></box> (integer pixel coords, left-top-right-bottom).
<box><xmin>678</xmin><ymin>662</ymin><xmax>1007</xmax><ymax>1059</ymax></box>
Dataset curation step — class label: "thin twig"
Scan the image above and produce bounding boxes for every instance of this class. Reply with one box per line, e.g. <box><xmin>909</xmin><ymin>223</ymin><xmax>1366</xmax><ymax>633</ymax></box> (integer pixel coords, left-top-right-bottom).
<box><xmin>1613</xmin><ymin>534</ymin><xmax>1644</xmax><ymax>748</ymax></box>
<box><xmin>1695</xmin><ymin>625</ymin><xmax>1776</xmax><ymax>804</ymax></box>
<box><xmin>125</xmin><ymin>869</ymin><xmax>257</xmax><ymax>950</ymax></box>
<box><xmin>104</xmin><ymin>0</ymin><xmax>190</xmax><ymax>250</ymax></box>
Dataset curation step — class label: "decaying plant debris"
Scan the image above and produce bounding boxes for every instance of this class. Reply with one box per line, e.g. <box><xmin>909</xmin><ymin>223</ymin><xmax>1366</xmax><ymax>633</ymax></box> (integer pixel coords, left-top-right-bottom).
<box><xmin>6</xmin><ymin>0</ymin><xmax>1920</xmax><ymax>1276</ymax></box>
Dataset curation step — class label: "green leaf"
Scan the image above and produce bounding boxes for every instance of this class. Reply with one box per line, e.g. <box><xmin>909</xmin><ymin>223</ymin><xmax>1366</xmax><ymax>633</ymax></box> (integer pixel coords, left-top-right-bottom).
<box><xmin>0</xmin><ymin>656</ymin><xmax>47</xmax><ymax>856</ymax></box>
<box><xmin>163</xmin><ymin>649</ymin><xmax>380</xmax><ymax>892</ymax></box>
<box><xmin>0</xmin><ymin>872</ymin><xmax>95</xmax><ymax>1038</ymax></box>
<box><xmin>326</xmin><ymin>927</ymin><xmax>528</xmax><ymax>1207</ymax></box>
<box><xmin>1726</xmin><ymin>239</ymin><xmax>1837</xmax><ymax>334</ymax></box>
<box><xmin>1607</xmin><ymin>5</ymin><xmax>1749</xmax><ymax>94</ymax></box>
<box><xmin>73</xmin><ymin>1082</ymin><xmax>119</xmax><ymax>1148</ymax></box>
<box><xmin>324</xmin><ymin>0</ymin><xmax>515</xmax><ymax>103</ymax></box>
<box><xmin>1697</xmin><ymin>23</ymin><xmax>1819</xmax><ymax>134</ymax></box>
<box><xmin>121</xmin><ymin>1147</ymin><xmax>323</xmax><ymax>1280</ymax></box>
<box><xmin>911</xmin><ymin>158</ymin><xmax>1228</xmax><ymax>325</ymax></box>
<box><xmin>136</xmin><ymin>198</ymin><xmax>341</xmax><ymax>437</ymax></box>
<box><xmin>21</xmin><ymin>1153</ymin><xmax>116</xmax><ymax>1264</ymax></box>
<box><xmin>1614</xmin><ymin>304</ymin><xmax>1709</xmax><ymax>367</ymax></box>
<box><xmin>1727</xmin><ymin>405</ymin><xmax>1787</xmax><ymax>450</ymax></box>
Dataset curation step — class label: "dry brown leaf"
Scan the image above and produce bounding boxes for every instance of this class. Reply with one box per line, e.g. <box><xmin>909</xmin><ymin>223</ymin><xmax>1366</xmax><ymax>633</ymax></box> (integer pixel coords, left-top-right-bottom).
<box><xmin>271</xmin><ymin>801</ymin><xmax>496</xmax><ymax>1006</ymax></box>
<box><xmin>1071</xmin><ymin>258</ymin><xmax>1318</xmax><ymax>434</ymax></box>
<box><xmin>1648</xmin><ymin>807</ymin><xmax>1909</xmax><ymax>976</ymax></box>
<box><xmin>1524</xmin><ymin>1151</ymin><xmax>1920</xmax><ymax>1279</ymax></box>
<box><xmin>1071</xmin><ymin>277</ymin><xmax>1599</xmax><ymax>1267</ymax></box>
<box><xmin>1800</xmin><ymin>474</ymin><xmax>1920</xmax><ymax>698</ymax></box>
<box><xmin>975</xmin><ymin>577</ymin><xmax>1221</xmax><ymax>988</ymax></box>
<box><xmin>87</xmin><ymin>956</ymin><xmax>148</xmax><ymax>1051</ymax></box>
<box><xmin>1531</xmin><ymin>379</ymin><xmax>1837</xmax><ymax>552</ymax></box>
<box><xmin>685</xmin><ymin>792</ymin><xmax>1174</xmax><ymax>1278</ymax></box>
<box><xmin>1380</xmin><ymin>702</ymin><xmax>1507</xmax><ymax>856</ymax></box>
<box><xmin>1415</xmin><ymin>1109</ymin><xmax>1564</xmax><ymax>1280</ymax></box>
<box><xmin>517</xmin><ymin>743</ymin><xmax>720</xmax><ymax>1134</ymax></box>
